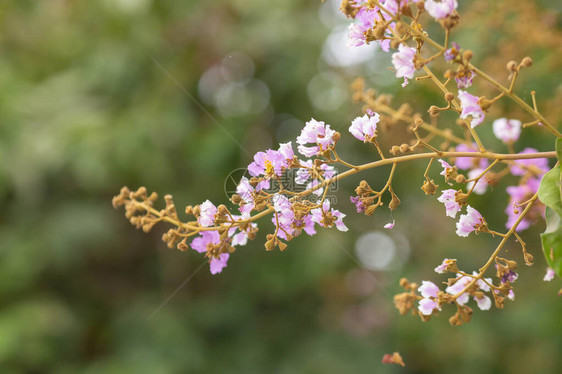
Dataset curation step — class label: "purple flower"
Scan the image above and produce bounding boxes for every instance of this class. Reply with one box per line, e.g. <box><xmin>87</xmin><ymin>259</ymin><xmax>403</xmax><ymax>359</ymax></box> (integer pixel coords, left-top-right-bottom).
<box><xmin>493</xmin><ymin>118</ymin><xmax>522</xmax><ymax>143</ymax></box>
<box><xmin>434</xmin><ymin>258</ymin><xmax>456</xmax><ymax>274</ymax></box>
<box><xmin>210</xmin><ymin>253</ymin><xmax>229</xmax><ymax>275</ymax></box>
<box><xmin>198</xmin><ymin>200</ymin><xmax>218</xmax><ymax>227</ymax></box>
<box><xmin>544</xmin><ymin>267</ymin><xmax>555</xmax><ymax>282</ymax></box>
<box><xmin>437</xmin><ymin>189</ymin><xmax>462</xmax><ymax>218</ymax></box>
<box><xmin>445</xmin><ymin>42</ymin><xmax>460</xmax><ymax>61</ymax></box>
<box><xmin>392</xmin><ymin>44</ymin><xmax>417</xmax><ymax>87</ymax></box>
<box><xmin>424</xmin><ymin>0</ymin><xmax>458</xmax><ymax>20</ymax></box>
<box><xmin>311</xmin><ymin>200</ymin><xmax>348</xmax><ymax>231</ymax></box>
<box><xmin>248</xmin><ymin>149</ymin><xmax>287</xmax><ymax>179</ymax></box>
<box><xmin>467</xmin><ymin>168</ymin><xmax>488</xmax><ymax>195</ymax></box>
<box><xmin>438</xmin><ymin>159</ymin><xmax>454</xmax><ymax>177</ymax></box>
<box><xmin>349</xmin><ymin>112</ymin><xmax>380</xmax><ymax>141</ymax></box>
<box><xmin>293</xmin><ymin>214</ymin><xmax>317</xmax><ymax>236</ymax></box>
<box><xmin>350</xmin><ymin>196</ymin><xmax>365</xmax><ymax>213</ymax></box>
<box><xmin>191</xmin><ymin>231</ymin><xmax>220</xmax><ymax>253</ymax></box>
<box><xmin>418</xmin><ymin>298</ymin><xmax>440</xmax><ymax>316</ymax></box>
<box><xmin>500</xmin><ymin>270</ymin><xmax>519</xmax><ymax>284</ymax></box>
<box><xmin>296</xmin><ymin>119</ymin><xmax>337</xmax><ymax>157</ymax></box>
<box><xmin>458</xmin><ymin>90</ymin><xmax>485</xmax><ymax>128</ymax></box>
<box><xmin>456</xmin><ymin>205</ymin><xmax>484</xmax><ymax>237</ymax></box>
<box><xmin>455</xmin><ymin>70</ymin><xmax>474</xmax><ymax>89</ymax></box>
<box><xmin>510</xmin><ymin>147</ymin><xmax>549</xmax><ymax>176</ymax></box>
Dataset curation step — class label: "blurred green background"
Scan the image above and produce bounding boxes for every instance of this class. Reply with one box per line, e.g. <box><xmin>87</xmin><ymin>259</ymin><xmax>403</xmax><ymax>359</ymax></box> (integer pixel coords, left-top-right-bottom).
<box><xmin>0</xmin><ymin>0</ymin><xmax>560</xmax><ymax>373</ymax></box>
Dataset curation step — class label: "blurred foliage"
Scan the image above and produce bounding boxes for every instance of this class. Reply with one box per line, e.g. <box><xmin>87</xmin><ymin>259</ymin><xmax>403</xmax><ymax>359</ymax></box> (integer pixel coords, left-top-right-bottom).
<box><xmin>0</xmin><ymin>0</ymin><xmax>560</xmax><ymax>373</ymax></box>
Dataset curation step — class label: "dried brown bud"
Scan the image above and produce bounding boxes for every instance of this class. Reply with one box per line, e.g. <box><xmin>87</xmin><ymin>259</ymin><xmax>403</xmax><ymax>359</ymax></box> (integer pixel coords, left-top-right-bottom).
<box><xmin>278</xmin><ymin>241</ymin><xmax>287</xmax><ymax>251</ymax></box>
<box><xmin>231</xmin><ymin>194</ymin><xmax>242</xmax><ymax>204</ymax></box>
<box><xmin>399</xmin><ymin>278</ymin><xmax>410</xmax><ymax>288</ymax></box>
<box><xmin>421</xmin><ymin>179</ymin><xmax>438</xmax><ymax>195</ymax></box>
<box><xmin>389</xmin><ymin>192</ymin><xmax>401</xmax><ymax>210</ymax></box>
<box><xmin>264</xmin><ymin>239</ymin><xmax>275</xmax><ymax>251</ymax></box>
<box><xmin>462</xmin><ymin>50</ymin><xmax>473</xmax><ymax>62</ymax></box>
<box><xmin>455</xmin><ymin>174</ymin><xmax>467</xmax><ymax>184</ymax></box>
<box><xmin>365</xmin><ymin>204</ymin><xmax>378</xmax><ymax>216</ymax></box>
<box><xmin>428</xmin><ymin>105</ymin><xmax>441</xmax><ymax>116</ymax></box>
<box><xmin>520</xmin><ymin>56</ymin><xmax>532</xmax><ymax>68</ymax></box>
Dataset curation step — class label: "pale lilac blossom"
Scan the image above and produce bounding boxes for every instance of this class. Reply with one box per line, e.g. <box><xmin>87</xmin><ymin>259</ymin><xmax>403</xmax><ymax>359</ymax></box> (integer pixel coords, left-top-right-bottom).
<box><xmin>467</xmin><ymin>168</ymin><xmax>488</xmax><ymax>195</ymax></box>
<box><xmin>296</xmin><ymin>119</ymin><xmax>337</xmax><ymax>157</ymax></box>
<box><xmin>455</xmin><ymin>70</ymin><xmax>474</xmax><ymax>89</ymax></box>
<box><xmin>248</xmin><ymin>149</ymin><xmax>287</xmax><ymax>178</ymax></box>
<box><xmin>505</xmin><ymin>177</ymin><xmax>541</xmax><ymax>231</ymax></box>
<box><xmin>454</xmin><ymin>143</ymin><xmax>489</xmax><ymax>170</ymax></box>
<box><xmin>424</xmin><ymin>0</ymin><xmax>458</xmax><ymax>20</ymax></box>
<box><xmin>437</xmin><ymin>189</ymin><xmax>462</xmax><ymax>218</ymax></box>
<box><xmin>474</xmin><ymin>295</ymin><xmax>492</xmax><ymax>311</ymax></box>
<box><xmin>418</xmin><ymin>298</ymin><xmax>440</xmax><ymax>315</ymax></box>
<box><xmin>210</xmin><ymin>254</ymin><xmax>229</xmax><ymax>275</ymax></box>
<box><xmin>391</xmin><ymin>44</ymin><xmax>417</xmax><ymax>87</ymax></box>
<box><xmin>434</xmin><ymin>258</ymin><xmax>456</xmax><ymax>274</ymax></box>
<box><xmin>444</xmin><ymin>42</ymin><xmax>460</xmax><ymax>61</ymax></box>
<box><xmin>458</xmin><ymin>90</ymin><xmax>485</xmax><ymax>128</ymax></box>
<box><xmin>492</xmin><ymin>118</ymin><xmax>522</xmax><ymax>143</ymax></box>
<box><xmin>349</xmin><ymin>113</ymin><xmax>380</xmax><ymax>141</ymax></box>
<box><xmin>509</xmin><ymin>147</ymin><xmax>549</xmax><ymax>177</ymax></box>
<box><xmin>445</xmin><ymin>275</ymin><xmax>471</xmax><ymax>305</ymax></box>
<box><xmin>198</xmin><ymin>200</ymin><xmax>218</xmax><ymax>227</ymax></box>
<box><xmin>384</xmin><ymin>220</ymin><xmax>395</xmax><ymax>229</ymax></box>
<box><xmin>456</xmin><ymin>205</ymin><xmax>484</xmax><ymax>237</ymax></box>
<box><xmin>311</xmin><ymin>200</ymin><xmax>348</xmax><ymax>231</ymax></box>
<box><xmin>419</xmin><ymin>281</ymin><xmax>439</xmax><ymax>298</ymax></box>
<box><xmin>544</xmin><ymin>267</ymin><xmax>555</xmax><ymax>282</ymax></box>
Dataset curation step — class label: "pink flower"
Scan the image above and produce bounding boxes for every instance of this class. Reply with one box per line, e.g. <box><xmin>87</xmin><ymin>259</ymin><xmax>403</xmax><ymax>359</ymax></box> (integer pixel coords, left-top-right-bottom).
<box><xmin>455</xmin><ymin>70</ymin><xmax>474</xmax><ymax>89</ymax></box>
<box><xmin>198</xmin><ymin>200</ymin><xmax>218</xmax><ymax>227</ymax></box>
<box><xmin>418</xmin><ymin>298</ymin><xmax>440</xmax><ymax>315</ymax></box>
<box><xmin>510</xmin><ymin>147</ymin><xmax>549</xmax><ymax>176</ymax></box>
<box><xmin>455</xmin><ymin>205</ymin><xmax>484</xmax><ymax>237</ymax></box>
<box><xmin>347</xmin><ymin>7</ymin><xmax>376</xmax><ymax>48</ymax></box>
<box><xmin>424</xmin><ymin>0</ymin><xmax>458</xmax><ymax>20</ymax></box>
<box><xmin>419</xmin><ymin>281</ymin><xmax>439</xmax><ymax>298</ymax></box>
<box><xmin>191</xmin><ymin>231</ymin><xmax>220</xmax><ymax>253</ymax></box>
<box><xmin>467</xmin><ymin>168</ymin><xmax>488</xmax><ymax>195</ymax></box>
<box><xmin>437</xmin><ymin>189</ymin><xmax>462</xmax><ymax>218</ymax></box>
<box><xmin>493</xmin><ymin>118</ymin><xmax>522</xmax><ymax>143</ymax></box>
<box><xmin>434</xmin><ymin>258</ymin><xmax>456</xmax><ymax>274</ymax></box>
<box><xmin>474</xmin><ymin>295</ymin><xmax>492</xmax><ymax>311</ymax></box>
<box><xmin>392</xmin><ymin>44</ymin><xmax>417</xmax><ymax>87</ymax></box>
<box><xmin>295</xmin><ymin>160</ymin><xmax>336</xmax><ymax>196</ymax></box>
<box><xmin>445</xmin><ymin>275</ymin><xmax>471</xmax><ymax>305</ymax></box>
<box><xmin>544</xmin><ymin>267</ymin><xmax>555</xmax><ymax>282</ymax></box>
<box><xmin>384</xmin><ymin>220</ymin><xmax>395</xmax><ymax>229</ymax></box>
<box><xmin>311</xmin><ymin>200</ymin><xmax>348</xmax><ymax>231</ymax></box>
<box><xmin>210</xmin><ymin>253</ymin><xmax>229</xmax><ymax>275</ymax></box>
<box><xmin>248</xmin><ymin>149</ymin><xmax>287</xmax><ymax>178</ymax></box>
<box><xmin>296</xmin><ymin>119</ymin><xmax>337</xmax><ymax>157</ymax></box>
<box><xmin>454</xmin><ymin>143</ymin><xmax>488</xmax><ymax>170</ymax></box>
<box><xmin>278</xmin><ymin>141</ymin><xmax>295</xmax><ymax>161</ymax></box>
<box><xmin>444</xmin><ymin>42</ymin><xmax>460</xmax><ymax>61</ymax></box>
<box><xmin>505</xmin><ymin>177</ymin><xmax>541</xmax><ymax>231</ymax></box>
<box><xmin>272</xmin><ymin>194</ymin><xmax>296</xmax><ymax>240</ymax></box>
<box><xmin>349</xmin><ymin>112</ymin><xmax>380</xmax><ymax>141</ymax></box>
<box><xmin>458</xmin><ymin>90</ymin><xmax>485</xmax><ymax>128</ymax></box>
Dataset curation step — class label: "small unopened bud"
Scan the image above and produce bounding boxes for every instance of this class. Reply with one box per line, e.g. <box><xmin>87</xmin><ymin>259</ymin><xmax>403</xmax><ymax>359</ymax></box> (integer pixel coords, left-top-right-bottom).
<box><xmin>249</xmin><ymin>177</ymin><xmax>260</xmax><ymax>187</ymax></box>
<box><xmin>414</xmin><ymin>117</ymin><xmax>424</xmax><ymax>127</ymax></box>
<box><xmin>231</xmin><ymin>194</ymin><xmax>242</xmax><ymax>204</ymax></box>
<box><xmin>390</xmin><ymin>145</ymin><xmax>400</xmax><ymax>155</ymax></box>
<box><xmin>278</xmin><ymin>241</ymin><xmax>287</xmax><ymax>251</ymax></box>
<box><xmin>462</xmin><ymin>50</ymin><xmax>473</xmax><ymax>62</ymax></box>
<box><xmin>416</xmin><ymin>0</ymin><xmax>425</xmax><ymax>11</ymax></box>
<box><xmin>455</xmin><ymin>174</ymin><xmax>466</xmax><ymax>184</ymax></box>
<box><xmin>477</xmin><ymin>96</ymin><xmax>493</xmax><ymax>111</ymax></box>
<box><xmin>506</xmin><ymin>60</ymin><xmax>518</xmax><ymax>71</ymax></box>
<box><xmin>185</xmin><ymin>205</ymin><xmax>194</xmax><ymax>215</ymax></box>
<box><xmin>399</xmin><ymin>278</ymin><xmax>410</xmax><ymax>288</ymax></box>
<box><xmin>523</xmin><ymin>251</ymin><xmax>534</xmax><ymax>266</ymax></box>
<box><xmin>506</xmin><ymin>259</ymin><xmax>518</xmax><ymax>270</ymax></box>
<box><xmin>399</xmin><ymin>144</ymin><xmax>410</xmax><ymax>153</ymax></box>
<box><xmin>332</xmin><ymin>132</ymin><xmax>341</xmax><ymax>143</ymax></box>
<box><xmin>444</xmin><ymin>92</ymin><xmax>455</xmax><ymax>102</ymax></box>
<box><xmin>520</xmin><ymin>56</ymin><xmax>532</xmax><ymax>68</ymax></box>
<box><xmin>365</xmin><ymin>204</ymin><xmax>378</xmax><ymax>216</ymax></box>
<box><xmin>177</xmin><ymin>241</ymin><xmax>189</xmax><ymax>251</ymax></box>
<box><xmin>264</xmin><ymin>239</ymin><xmax>275</xmax><ymax>251</ymax></box>
<box><xmin>428</xmin><ymin>105</ymin><xmax>441</xmax><ymax>116</ymax></box>
<box><xmin>390</xmin><ymin>39</ymin><xmax>401</xmax><ymax>50</ymax></box>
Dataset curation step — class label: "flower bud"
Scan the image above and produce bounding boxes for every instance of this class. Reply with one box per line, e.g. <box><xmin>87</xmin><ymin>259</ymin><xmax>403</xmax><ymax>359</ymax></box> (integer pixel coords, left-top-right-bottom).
<box><xmin>506</xmin><ymin>60</ymin><xmax>518</xmax><ymax>71</ymax></box>
<box><xmin>399</xmin><ymin>144</ymin><xmax>410</xmax><ymax>153</ymax></box>
<box><xmin>520</xmin><ymin>56</ymin><xmax>532</xmax><ymax>67</ymax></box>
<box><xmin>462</xmin><ymin>50</ymin><xmax>473</xmax><ymax>63</ymax></box>
<box><xmin>390</xmin><ymin>145</ymin><xmax>400</xmax><ymax>155</ymax></box>
<box><xmin>455</xmin><ymin>174</ymin><xmax>466</xmax><ymax>184</ymax></box>
<box><xmin>444</xmin><ymin>92</ymin><xmax>455</xmax><ymax>102</ymax></box>
<box><xmin>428</xmin><ymin>105</ymin><xmax>441</xmax><ymax>116</ymax></box>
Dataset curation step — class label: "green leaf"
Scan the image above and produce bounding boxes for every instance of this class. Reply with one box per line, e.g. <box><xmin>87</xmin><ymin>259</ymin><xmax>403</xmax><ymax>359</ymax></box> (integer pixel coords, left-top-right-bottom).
<box><xmin>538</xmin><ymin>165</ymin><xmax>562</xmax><ymax>218</ymax></box>
<box><xmin>541</xmin><ymin>207</ymin><xmax>562</xmax><ymax>279</ymax></box>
